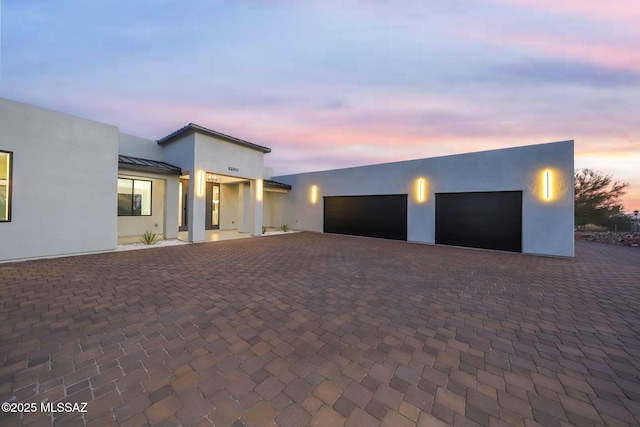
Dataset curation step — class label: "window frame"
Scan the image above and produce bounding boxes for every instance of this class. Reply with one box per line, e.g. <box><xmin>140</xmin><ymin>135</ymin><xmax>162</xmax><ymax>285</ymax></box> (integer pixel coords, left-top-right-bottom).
<box><xmin>0</xmin><ymin>150</ymin><xmax>12</xmax><ymax>223</ymax></box>
<box><xmin>117</xmin><ymin>177</ymin><xmax>153</xmax><ymax>217</ymax></box>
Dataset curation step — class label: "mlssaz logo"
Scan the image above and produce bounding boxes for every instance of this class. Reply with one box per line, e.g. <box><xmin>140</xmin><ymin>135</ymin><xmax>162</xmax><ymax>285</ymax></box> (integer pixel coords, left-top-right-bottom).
<box><xmin>41</xmin><ymin>402</ymin><xmax>88</xmax><ymax>413</ymax></box>
<box><xmin>228</xmin><ymin>167</ymin><xmax>239</xmax><ymax>172</ymax></box>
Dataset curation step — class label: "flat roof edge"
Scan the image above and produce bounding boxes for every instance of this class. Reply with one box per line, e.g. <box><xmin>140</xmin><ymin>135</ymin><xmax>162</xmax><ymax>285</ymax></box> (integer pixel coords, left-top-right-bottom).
<box><xmin>274</xmin><ymin>140</ymin><xmax>574</xmax><ymax>179</ymax></box>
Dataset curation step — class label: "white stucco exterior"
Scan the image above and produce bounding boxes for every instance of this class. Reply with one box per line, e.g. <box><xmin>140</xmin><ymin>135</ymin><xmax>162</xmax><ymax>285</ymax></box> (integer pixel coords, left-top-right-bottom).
<box><xmin>158</xmin><ymin>130</ymin><xmax>268</xmax><ymax>241</ymax></box>
<box><xmin>116</xmin><ymin>171</ymin><xmax>180</xmax><ymax>240</ymax></box>
<box><xmin>220</xmin><ymin>184</ymin><xmax>240</xmax><ymax>230</ymax></box>
<box><xmin>263</xmin><ymin>191</ymin><xmax>288</xmax><ymax>228</ymax></box>
<box><xmin>119</xmin><ymin>133</ymin><xmax>166</xmax><ymax>161</ymax></box>
<box><xmin>0</xmin><ymin>98</ymin><xmax>119</xmax><ymax>262</ymax></box>
<box><xmin>274</xmin><ymin>141</ymin><xmax>575</xmax><ymax>257</ymax></box>
<box><xmin>0</xmin><ymin>97</ymin><xmax>575</xmax><ymax>262</ymax></box>
<box><xmin>117</xmin><ymin>134</ymin><xmax>181</xmax><ymax>242</ymax></box>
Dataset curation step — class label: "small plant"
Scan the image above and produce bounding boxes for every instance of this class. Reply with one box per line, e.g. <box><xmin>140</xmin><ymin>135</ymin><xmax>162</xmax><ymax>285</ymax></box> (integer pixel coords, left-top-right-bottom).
<box><xmin>280</xmin><ymin>224</ymin><xmax>289</xmax><ymax>232</ymax></box>
<box><xmin>262</xmin><ymin>225</ymin><xmax>266</xmax><ymax>235</ymax></box>
<box><xmin>140</xmin><ymin>230</ymin><xmax>159</xmax><ymax>245</ymax></box>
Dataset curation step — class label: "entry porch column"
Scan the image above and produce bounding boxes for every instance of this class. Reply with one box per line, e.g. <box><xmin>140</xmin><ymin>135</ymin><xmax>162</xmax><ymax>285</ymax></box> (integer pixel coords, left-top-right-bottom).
<box><xmin>188</xmin><ymin>170</ymin><xmax>205</xmax><ymax>243</ymax></box>
<box><xmin>237</xmin><ymin>179</ymin><xmax>262</xmax><ymax>235</ymax></box>
<box><xmin>249</xmin><ymin>179</ymin><xmax>263</xmax><ymax>236</ymax></box>
<box><xmin>164</xmin><ymin>177</ymin><xmax>179</xmax><ymax>239</ymax></box>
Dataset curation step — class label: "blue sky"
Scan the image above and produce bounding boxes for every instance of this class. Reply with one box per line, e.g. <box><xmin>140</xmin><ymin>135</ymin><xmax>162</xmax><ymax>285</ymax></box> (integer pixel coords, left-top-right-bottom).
<box><xmin>1</xmin><ymin>0</ymin><xmax>639</xmax><ymax>209</ymax></box>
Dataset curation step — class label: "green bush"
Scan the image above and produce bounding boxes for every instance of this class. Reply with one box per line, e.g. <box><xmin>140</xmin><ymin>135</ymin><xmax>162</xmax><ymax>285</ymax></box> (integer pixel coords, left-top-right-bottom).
<box><xmin>140</xmin><ymin>230</ymin><xmax>159</xmax><ymax>245</ymax></box>
<box><xmin>280</xmin><ymin>224</ymin><xmax>289</xmax><ymax>232</ymax></box>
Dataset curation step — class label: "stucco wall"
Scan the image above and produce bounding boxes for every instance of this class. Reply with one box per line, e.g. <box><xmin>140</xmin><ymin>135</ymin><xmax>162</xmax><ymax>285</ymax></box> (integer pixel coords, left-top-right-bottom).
<box><xmin>162</xmin><ymin>134</ymin><xmax>195</xmax><ymax>174</ymax></box>
<box><xmin>264</xmin><ymin>191</ymin><xmax>287</xmax><ymax>228</ymax></box>
<box><xmin>194</xmin><ymin>134</ymin><xmax>265</xmax><ymax>180</ymax></box>
<box><xmin>220</xmin><ymin>183</ymin><xmax>239</xmax><ymax>230</ymax></box>
<box><xmin>274</xmin><ymin>141</ymin><xmax>575</xmax><ymax>257</ymax></box>
<box><xmin>161</xmin><ymin>133</ymin><xmax>267</xmax><ymax>240</ymax></box>
<box><xmin>119</xmin><ymin>133</ymin><xmax>165</xmax><ymax>161</ymax></box>
<box><xmin>0</xmin><ymin>97</ymin><xmax>119</xmax><ymax>262</ymax></box>
<box><xmin>117</xmin><ymin>173</ymin><xmax>166</xmax><ymax>238</ymax></box>
<box><xmin>192</xmin><ymin>135</ymin><xmax>264</xmax><ymax>237</ymax></box>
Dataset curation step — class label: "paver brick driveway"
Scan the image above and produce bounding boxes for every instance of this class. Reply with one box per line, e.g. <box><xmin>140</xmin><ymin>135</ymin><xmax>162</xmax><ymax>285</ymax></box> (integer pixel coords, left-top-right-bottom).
<box><xmin>1</xmin><ymin>232</ymin><xmax>639</xmax><ymax>426</ymax></box>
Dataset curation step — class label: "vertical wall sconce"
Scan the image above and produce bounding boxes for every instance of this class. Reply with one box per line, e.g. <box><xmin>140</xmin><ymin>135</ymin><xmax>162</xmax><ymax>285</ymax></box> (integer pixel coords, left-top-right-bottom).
<box><xmin>310</xmin><ymin>185</ymin><xmax>318</xmax><ymax>204</ymax></box>
<box><xmin>544</xmin><ymin>170</ymin><xmax>552</xmax><ymax>200</ymax></box>
<box><xmin>197</xmin><ymin>170</ymin><xmax>205</xmax><ymax>197</ymax></box>
<box><xmin>256</xmin><ymin>179</ymin><xmax>263</xmax><ymax>201</ymax></box>
<box><xmin>416</xmin><ymin>178</ymin><xmax>427</xmax><ymax>203</ymax></box>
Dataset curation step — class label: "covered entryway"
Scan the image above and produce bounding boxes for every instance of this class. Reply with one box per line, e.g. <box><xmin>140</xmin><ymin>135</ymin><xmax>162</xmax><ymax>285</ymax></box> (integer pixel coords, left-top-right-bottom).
<box><xmin>177</xmin><ymin>174</ymin><xmax>244</xmax><ymax>235</ymax></box>
<box><xmin>323</xmin><ymin>195</ymin><xmax>407</xmax><ymax>241</ymax></box>
<box><xmin>435</xmin><ymin>191</ymin><xmax>522</xmax><ymax>252</ymax></box>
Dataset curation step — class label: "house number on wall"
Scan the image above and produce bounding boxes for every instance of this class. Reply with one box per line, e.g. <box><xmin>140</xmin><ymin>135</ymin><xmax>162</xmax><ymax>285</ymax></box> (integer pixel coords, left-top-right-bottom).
<box><xmin>228</xmin><ymin>167</ymin><xmax>239</xmax><ymax>172</ymax></box>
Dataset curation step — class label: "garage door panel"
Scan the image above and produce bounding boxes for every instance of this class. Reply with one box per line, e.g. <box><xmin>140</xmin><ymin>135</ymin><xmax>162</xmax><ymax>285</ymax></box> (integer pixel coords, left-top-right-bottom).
<box><xmin>435</xmin><ymin>191</ymin><xmax>522</xmax><ymax>252</ymax></box>
<box><xmin>324</xmin><ymin>195</ymin><xmax>407</xmax><ymax>241</ymax></box>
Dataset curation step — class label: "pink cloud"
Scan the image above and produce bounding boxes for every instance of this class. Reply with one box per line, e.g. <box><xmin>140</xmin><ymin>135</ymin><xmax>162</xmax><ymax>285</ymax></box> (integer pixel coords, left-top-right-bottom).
<box><xmin>524</xmin><ymin>38</ymin><xmax>638</xmax><ymax>73</ymax></box>
<box><xmin>55</xmin><ymin>83</ymin><xmax>640</xmax><ymax>211</ymax></box>
<box><xmin>625</xmin><ymin>194</ymin><xmax>640</xmax><ymax>212</ymax></box>
<box><xmin>461</xmin><ymin>2</ymin><xmax>640</xmax><ymax>74</ymax></box>
<box><xmin>492</xmin><ymin>0</ymin><xmax>640</xmax><ymax>29</ymax></box>
<box><xmin>466</xmin><ymin>30</ymin><xmax>640</xmax><ymax>73</ymax></box>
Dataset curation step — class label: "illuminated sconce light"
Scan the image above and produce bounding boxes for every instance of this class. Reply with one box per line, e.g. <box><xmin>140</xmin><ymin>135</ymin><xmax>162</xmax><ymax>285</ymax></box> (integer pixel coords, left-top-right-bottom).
<box><xmin>197</xmin><ymin>170</ymin><xmax>205</xmax><ymax>197</ymax></box>
<box><xmin>256</xmin><ymin>179</ymin><xmax>263</xmax><ymax>201</ymax></box>
<box><xmin>416</xmin><ymin>178</ymin><xmax>427</xmax><ymax>203</ymax></box>
<box><xmin>543</xmin><ymin>170</ymin><xmax>552</xmax><ymax>200</ymax></box>
<box><xmin>310</xmin><ymin>185</ymin><xmax>318</xmax><ymax>204</ymax></box>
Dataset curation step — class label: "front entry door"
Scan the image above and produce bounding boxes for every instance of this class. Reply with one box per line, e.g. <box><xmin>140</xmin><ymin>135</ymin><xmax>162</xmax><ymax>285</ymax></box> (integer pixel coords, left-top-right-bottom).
<box><xmin>179</xmin><ymin>179</ymin><xmax>189</xmax><ymax>232</ymax></box>
<box><xmin>205</xmin><ymin>182</ymin><xmax>220</xmax><ymax>230</ymax></box>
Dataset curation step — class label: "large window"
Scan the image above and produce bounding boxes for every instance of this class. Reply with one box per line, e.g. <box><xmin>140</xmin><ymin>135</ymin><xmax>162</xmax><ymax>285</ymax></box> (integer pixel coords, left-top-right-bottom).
<box><xmin>0</xmin><ymin>151</ymin><xmax>11</xmax><ymax>222</ymax></box>
<box><xmin>118</xmin><ymin>178</ymin><xmax>152</xmax><ymax>216</ymax></box>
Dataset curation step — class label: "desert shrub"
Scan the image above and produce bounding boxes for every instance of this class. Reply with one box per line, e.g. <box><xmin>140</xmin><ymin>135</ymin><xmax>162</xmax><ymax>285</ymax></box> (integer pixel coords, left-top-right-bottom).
<box><xmin>140</xmin><ymin>230</ymin><xmax>159</xmax><ymax>245</ymax></box>
<box><xmin>584</xmin><ymin>224</ymin><xmax>608</xmax><ymax>232</ymax></box>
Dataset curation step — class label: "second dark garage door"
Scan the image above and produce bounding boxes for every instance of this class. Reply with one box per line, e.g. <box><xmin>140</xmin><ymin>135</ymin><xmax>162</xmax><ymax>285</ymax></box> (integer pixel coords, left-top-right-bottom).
<box><xmin>324</xmin><ymin>195</ymin><xmax>408</xmax><ymax>241</ymax></box>
<box><xmin>435</xmin><ymin>191</ymin><xmax>522</xmax><ymax>252</ymax></box>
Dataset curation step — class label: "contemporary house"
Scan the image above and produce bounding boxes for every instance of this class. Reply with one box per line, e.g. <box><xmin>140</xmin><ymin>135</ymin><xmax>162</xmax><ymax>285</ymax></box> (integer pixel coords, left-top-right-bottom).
<box><xmin>0</xmin><ymin>97</ymin><xmax>574</xmax><ymax>262</ymax></box>
<box><xmin>277</xmin><ymin>141</ymin><xmax>574</xmax><ymax>257</ymax></box>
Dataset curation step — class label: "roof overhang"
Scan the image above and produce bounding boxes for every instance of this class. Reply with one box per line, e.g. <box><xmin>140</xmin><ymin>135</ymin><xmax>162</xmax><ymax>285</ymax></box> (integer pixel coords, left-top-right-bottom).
<box><xmin>157</xmin><ymin>123</ymin><xmax>271</xmax><ymax>154</ymax></box>
<box><xmin>118</xmin><ymin>155</ymin><xmax>182</xmax><ymax>175</ymax></box>
<box><xmin>264</xmin><ymin>179</ymin><xmax>292</xmax><ymax>191</ymax></box>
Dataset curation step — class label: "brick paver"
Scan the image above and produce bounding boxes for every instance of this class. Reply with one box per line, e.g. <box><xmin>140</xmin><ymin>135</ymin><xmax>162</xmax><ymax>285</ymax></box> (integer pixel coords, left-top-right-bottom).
<box><xmin>1</xmin><ymin>233</ymin><xmax>639</xmax><ymax>426</ymax></box>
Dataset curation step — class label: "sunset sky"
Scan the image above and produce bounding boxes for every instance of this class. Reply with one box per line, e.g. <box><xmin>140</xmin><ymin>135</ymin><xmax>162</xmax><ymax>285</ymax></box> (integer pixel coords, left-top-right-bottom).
<box><xmin>1</xmin><ymin>0</ymin><xmax>639</xmax><ymax>211</ymax></box>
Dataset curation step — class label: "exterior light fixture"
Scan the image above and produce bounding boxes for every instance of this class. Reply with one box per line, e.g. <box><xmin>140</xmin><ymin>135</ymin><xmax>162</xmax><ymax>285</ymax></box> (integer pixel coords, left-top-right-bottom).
<box><xmin>197</xmin><ymin>170</ymin><xmax>205</xmax><ymax>197</ymax></box>
<box><xmin>310</xmin><ymin>185</ymin><xmax>318</xmax><ymax>204</ymax></box>
<box><xmin>544</xmin><ymin>170</ymin><xmax>552</xmax><ymax>200</ymax></box>
<box><xmin>416</xmin><ymin>178</ymin><xmax>427</xmax><ymax>203</ymax></box>
<box><xmin>256</xmin><ymin>179</ymin><xmax>263</xmax><ymax>201</ymax></box>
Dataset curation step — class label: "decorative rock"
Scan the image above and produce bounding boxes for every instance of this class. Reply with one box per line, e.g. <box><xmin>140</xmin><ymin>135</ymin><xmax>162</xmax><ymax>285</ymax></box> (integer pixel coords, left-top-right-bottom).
<box><xmin>576</xmin><ymin>231</ymin><xmax>640</xmax><ymax>247</ymax></box>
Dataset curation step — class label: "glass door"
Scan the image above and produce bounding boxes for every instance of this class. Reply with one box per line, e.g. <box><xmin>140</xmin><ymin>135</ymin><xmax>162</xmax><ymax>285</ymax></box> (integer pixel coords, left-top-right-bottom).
<box><xmin>178</xmin><ymin>179</ymin><xmax>189</xmax><ymax>231</ymax></box>
<box><xmin>205</xmin><ymin>182</ymin><xmax>220</xmax><ymax>230</ymax></box>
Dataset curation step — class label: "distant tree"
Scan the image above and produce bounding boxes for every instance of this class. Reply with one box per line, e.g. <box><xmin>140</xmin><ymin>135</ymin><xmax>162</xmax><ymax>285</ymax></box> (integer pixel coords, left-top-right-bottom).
<box><xmin>575</xmin><ymin>168</ymin><xmax>629</xmax><ymax>227</ymax></box>
<box><xmin>606</xmin><ymin>213</ymin><xmax>636</xmax><ymax>232</ymax></box>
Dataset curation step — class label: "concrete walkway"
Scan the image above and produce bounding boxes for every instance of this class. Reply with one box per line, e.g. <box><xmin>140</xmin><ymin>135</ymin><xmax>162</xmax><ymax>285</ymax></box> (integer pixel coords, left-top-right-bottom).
<box><xmin>0</xmin><ymin>233</ymin><xmax>638</xmax><ymax>426</ymax></box>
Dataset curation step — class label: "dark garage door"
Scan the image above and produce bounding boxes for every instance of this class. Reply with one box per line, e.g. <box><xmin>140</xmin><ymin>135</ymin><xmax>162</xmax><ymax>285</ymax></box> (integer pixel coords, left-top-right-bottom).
<box><xmin>435</xmin><ymin>191</ymin><xmax>522</xmax><ymax>252</ymax></box>
<box><xmin>324</xmin><ymin>195</ymin><xmax>407</xmax><ymax>241</ymax></box>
